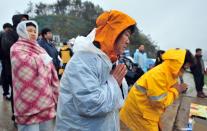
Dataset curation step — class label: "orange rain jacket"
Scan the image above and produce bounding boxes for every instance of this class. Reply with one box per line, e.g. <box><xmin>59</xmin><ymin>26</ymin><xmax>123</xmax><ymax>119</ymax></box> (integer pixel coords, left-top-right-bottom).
<box><xmin>120</xmin><ymin>49</ymin><xmax>186</xmax><ymax>131</ymax></box>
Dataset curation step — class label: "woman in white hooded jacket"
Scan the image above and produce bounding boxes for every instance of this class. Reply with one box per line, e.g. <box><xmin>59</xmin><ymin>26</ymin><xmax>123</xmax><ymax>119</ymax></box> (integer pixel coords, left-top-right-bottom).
<box><xmin>55</xmin><ymin>10</ymin><xmax>136</xmax><ymax>131</ymax></box>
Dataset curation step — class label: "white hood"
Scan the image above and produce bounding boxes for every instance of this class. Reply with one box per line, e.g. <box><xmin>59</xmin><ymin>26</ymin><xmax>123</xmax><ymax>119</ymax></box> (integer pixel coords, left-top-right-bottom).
<box><xmin>16</xmin><ymin>20</ymin><xmax>38</xmax><ymax>40</ymax></box>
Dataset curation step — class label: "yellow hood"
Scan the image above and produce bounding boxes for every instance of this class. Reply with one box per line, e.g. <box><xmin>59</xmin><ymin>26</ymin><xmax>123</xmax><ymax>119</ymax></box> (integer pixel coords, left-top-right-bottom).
<box><xmin>95</xmin><ymin>10</ymin><xmax>136</xmax><ymax>62</ymax></box>
<box><xmin>162</xmin><ymin>48</ymin><xmax>186</xmax><ymax>76</ymax></box>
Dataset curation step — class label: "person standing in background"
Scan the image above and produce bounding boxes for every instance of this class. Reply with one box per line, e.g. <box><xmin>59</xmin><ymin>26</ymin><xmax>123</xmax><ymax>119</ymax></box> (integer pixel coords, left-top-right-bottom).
<box><xmin>133</xmin><ymin>44</ymin><xmax>148</xmax><ymax>72</ymax></box>
<box><xmin>190</xmin><ymin>48</ymin><xmax>207</xmax><ymax>98</ymax></box>
<box><xmin>38</xmin><ymin>28</ymin><xmax>60</xmax><ymax>73</ymax></box>
<box><xmin>58</xmin><ymin>41</ymin><xmax>73</xmax><ymax>79</ymax></box>
<box><xmin>0</xmin><ymin>23</ymin><xmax>13</xmax><ymax>95</ymax></box>
<box><xmin>1</xmin><ymin>14</ymin><xmax>29</xmax><ymax>122</ymax></box>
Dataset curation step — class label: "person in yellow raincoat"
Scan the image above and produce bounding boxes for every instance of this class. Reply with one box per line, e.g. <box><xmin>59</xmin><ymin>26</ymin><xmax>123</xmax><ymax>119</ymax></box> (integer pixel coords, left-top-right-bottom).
<box><xmin>120</xmin><ymin>48</ymin><xmax>194</xmax><ymax>131</ymax></box>
<box><xmin>58</xmin><ymin>41</ymin><xmax>73</xmax><ymax>78</ymax></box>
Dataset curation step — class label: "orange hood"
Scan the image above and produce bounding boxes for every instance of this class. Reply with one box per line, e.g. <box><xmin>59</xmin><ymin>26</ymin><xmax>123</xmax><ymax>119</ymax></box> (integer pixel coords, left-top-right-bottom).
<box><xmin>95</xmin><ymin>10</ymin><xmax>136</xmax><ymax>62</ymax></box>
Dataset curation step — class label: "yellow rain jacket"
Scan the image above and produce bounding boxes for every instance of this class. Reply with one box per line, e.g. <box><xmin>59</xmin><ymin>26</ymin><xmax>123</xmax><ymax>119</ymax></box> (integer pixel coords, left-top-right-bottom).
<box><xmin>60</xmin><ymin>45</ymin><xmax>72</xmax><ymax>64</ymax></box>
<box><xmin>58</xmin><ymin>45</ymin><xmax>73</xmax><ymax>75</ymax></box>
<box><xmin>120</xmin><ymin>49</ymin><xmax>186</xmax><ymax>131</ymax></box>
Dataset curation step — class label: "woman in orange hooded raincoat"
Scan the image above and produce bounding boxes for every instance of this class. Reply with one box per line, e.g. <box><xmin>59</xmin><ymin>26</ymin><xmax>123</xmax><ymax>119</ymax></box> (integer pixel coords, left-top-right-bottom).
<box><xmin>120</xmin><ymin>49</ymin><xmax>194</xmax><ymax>131</ymax></box>
<box><xmin>56</xmin><ymin>10</ymin><xmax>136</xmax><ymax>131</ymax></box>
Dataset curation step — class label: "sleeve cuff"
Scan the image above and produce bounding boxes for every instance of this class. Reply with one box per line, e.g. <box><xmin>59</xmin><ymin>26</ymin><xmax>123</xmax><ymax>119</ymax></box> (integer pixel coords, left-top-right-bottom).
<box><xmin>169</xmin><ymin>88</ymin><xmax>179</xmax><ymax>99</ymax></box>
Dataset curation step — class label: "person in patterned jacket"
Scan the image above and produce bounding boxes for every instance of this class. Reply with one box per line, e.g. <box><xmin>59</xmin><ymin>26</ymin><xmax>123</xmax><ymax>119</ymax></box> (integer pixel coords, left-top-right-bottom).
<box><xmin>10</xmin><ymin>20</ymin><xmax>59</xmax><ymax>131</ymax></box>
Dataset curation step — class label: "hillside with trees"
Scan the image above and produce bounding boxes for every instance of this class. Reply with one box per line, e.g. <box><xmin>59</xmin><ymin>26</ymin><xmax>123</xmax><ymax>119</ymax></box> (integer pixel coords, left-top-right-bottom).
<box><xmin>24</xmin><ymin>0</ymin><xmax>157</xmax><ymax>57</ymax></box>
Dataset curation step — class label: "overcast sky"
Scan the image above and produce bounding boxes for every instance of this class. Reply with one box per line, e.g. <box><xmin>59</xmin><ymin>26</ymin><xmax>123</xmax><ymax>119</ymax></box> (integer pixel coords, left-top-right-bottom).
<box><xmin>0</xmin><ymin>0</ymin><xmax>207</xmax><ymax>52</ymax></box>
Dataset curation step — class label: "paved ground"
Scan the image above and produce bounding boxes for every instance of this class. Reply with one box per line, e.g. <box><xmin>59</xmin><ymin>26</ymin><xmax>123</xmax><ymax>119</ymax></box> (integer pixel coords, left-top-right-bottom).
<box><xmin>0</xmin><ymin>72</ymin><xmax>206</xmax><ymax>131</ymax></box>
<box><xmin>0</xmin><ymin>89</ymin><xmax>17</xmax><ymax>131</ymax></box>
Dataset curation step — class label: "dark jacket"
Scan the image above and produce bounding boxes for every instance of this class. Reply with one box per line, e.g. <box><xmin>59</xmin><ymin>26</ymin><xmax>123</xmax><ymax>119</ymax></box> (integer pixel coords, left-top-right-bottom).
<box><xmin>0</xmin><ymin>14</ymin><xmax>29</xmax><ymax>77</ymax></box>
<box><xmin>0</xmin><ymin>31</ymin><xmax>4</xmax><ymax>60</ymax></box>
<box><xmin>38</xmin><ymin>39</ymin><xmax>60</xmax><ymax>70</ymax></box>
<box><xmin>190</xmin><ymin>55</ymin><xmax>205</xmax><ymax>76</ymax></box>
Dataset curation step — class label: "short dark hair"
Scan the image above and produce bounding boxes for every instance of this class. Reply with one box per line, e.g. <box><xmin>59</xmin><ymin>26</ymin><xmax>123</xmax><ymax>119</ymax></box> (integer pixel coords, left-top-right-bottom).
<box><xmin>26</xmin><ymin>22</ymin><xmax>36</xmax><ymax>28</ymax></box>
<box><xmin>63</xmin><ymin>41</ymin><xmax>67</xmax><ymax>45</ymax></box>
<box><xmin>183</xmin><ymin>49</ymin><xmax>195</xmax><ymax>66</ymax></box>
<box><xmin>41</xmin><ymin>28</ymin><xmax>51</xmax><ymax>37</ymax></box>
<box><xmin>3</xmin><ymin>23</ymin><xmax>12</xmax><ymax>29</ymax></box>
<box><xmin>196</xmin><ymin>48</ymin><xmax>202</xmax><ymax>53</ymax></box>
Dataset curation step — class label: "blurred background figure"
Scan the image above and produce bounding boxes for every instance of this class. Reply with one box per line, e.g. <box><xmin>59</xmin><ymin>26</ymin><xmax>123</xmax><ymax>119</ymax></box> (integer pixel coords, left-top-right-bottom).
<box><xmin>0</xmin><ymin>23</ymin><xmax>13</xmax><ymax>89</ymax></box>
<box><xmin>58</xmin><ymin>41</ymin><xmax>73</xmax><ymax>79</ymax></box>
<box><xmin>133</xmin><ymin>44</ymin><xmax>148</xmax><ymax>72</ymax></box>
<box><xmin>38</xmin><ymin>28</ymin><xmax>60</xmax><ymax>73</ymax></box>
<box><xmin>190</xmin><ymin>48</ymin><xmax>207</xmax><ymax>98</ymax></box>
<box><xmin>0</xmin><ymin>14</ymin><xmax>29</xmax><ymax>123</ymax></box>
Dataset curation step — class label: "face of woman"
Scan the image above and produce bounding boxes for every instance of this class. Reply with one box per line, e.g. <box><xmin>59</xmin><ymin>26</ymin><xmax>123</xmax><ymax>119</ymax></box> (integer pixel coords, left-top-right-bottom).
<box><xmin>114</xmin><ymin>29</ymin><xmax>131</xmax><ymax>55</ymax></box>
<box><xmin>26</xmin><ymin>26</ymin><xmax>37</xmax><ymax>41</ymax></box>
